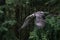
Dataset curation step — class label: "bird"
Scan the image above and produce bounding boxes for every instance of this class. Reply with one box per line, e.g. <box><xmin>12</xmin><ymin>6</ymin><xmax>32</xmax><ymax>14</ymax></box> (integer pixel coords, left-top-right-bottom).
<box><xmin>19</xmin><ymin>11</ymin><xmax>49</xmax><ymax>30</ymax></box>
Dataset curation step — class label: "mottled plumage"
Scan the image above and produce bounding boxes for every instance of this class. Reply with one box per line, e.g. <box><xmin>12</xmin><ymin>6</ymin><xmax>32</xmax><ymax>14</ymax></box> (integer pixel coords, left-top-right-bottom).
<box><xmin>19</xmin><ymin>11</ymin><xmax>48</xmax><ymax>30</ymax></box>
<box><xmin>34</xmin><ymin>11</ymin><xmax>46</xmax><ymax>29</ymax></box>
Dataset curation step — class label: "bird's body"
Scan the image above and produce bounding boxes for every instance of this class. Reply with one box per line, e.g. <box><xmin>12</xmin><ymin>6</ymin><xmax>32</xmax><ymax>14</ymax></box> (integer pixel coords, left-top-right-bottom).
<box><xmin>19</xmin><ymin>11</ymin><xmax>48</xmax><ymax>30</ymax></box>
<box><xmin>32</xmin><ymin>11</ymin><xmax>46</xmax><ymax>29</ymax></box>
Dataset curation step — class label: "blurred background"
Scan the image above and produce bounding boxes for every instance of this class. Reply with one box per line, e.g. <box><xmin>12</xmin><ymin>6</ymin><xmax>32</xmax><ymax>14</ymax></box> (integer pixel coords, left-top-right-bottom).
<box><xmin>0</xmin><ymin>0</ymin><xmax>60</xmax><ymax>40</ymax></box>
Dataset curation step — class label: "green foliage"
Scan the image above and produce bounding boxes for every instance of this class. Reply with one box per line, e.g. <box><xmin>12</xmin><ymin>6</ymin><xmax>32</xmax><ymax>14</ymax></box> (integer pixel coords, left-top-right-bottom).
<box><xmin>29</xmin><ymin>15</ymin><xmax>60</xmax><ymax>40</ymax></box>
<box><xmin>0</xmin><ymin>0</ymin><xmax>60</xmax><ymax>40</ymax></box>
<box><xmin>46</xmin><ymin>15</ymin><xmax>60</xmax><ymax>30</ymax></box>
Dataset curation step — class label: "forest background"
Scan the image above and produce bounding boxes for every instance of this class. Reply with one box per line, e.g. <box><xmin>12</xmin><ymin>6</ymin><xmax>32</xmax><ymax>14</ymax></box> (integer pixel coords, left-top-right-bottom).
<box><xmin>0</xmin><ymin>0</ymin><xmax>60</xmax><ymax>40</ymax></box>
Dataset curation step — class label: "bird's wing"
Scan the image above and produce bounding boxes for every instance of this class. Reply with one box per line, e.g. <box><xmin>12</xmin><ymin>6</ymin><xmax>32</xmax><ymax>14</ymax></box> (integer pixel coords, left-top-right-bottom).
<box><xmin>19</xmin><ymin>13</ymin><xmax>35</xmax><ymax>30</ymax></box>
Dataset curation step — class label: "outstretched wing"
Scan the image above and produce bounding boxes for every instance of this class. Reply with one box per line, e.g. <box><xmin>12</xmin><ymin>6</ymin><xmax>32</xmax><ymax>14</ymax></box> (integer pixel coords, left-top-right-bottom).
<box><xmin>19</xmin><ymin>13</ymin><xmax>35</xmax><ymax>30</ymax></box>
